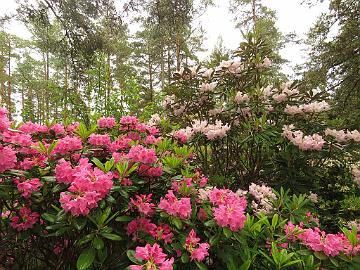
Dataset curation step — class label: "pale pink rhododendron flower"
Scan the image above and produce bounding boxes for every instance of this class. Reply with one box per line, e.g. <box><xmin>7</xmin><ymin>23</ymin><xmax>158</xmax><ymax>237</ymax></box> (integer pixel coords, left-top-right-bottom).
<box><xmin>325</xmin><ymin>128</ymin><xmax>360</xmax><ymax>143</ymax></box>
<box><xmin>130</xmin><ymin>243</ymin><xmax>174</xmax><ymax>270</ymax></box>
<box><xmin>282</xmin><ymin>125</ymin><xmax>325</xmax><ymax>151</ymax></box>
<box><xmin>234</xmin><ymin>91</ymin><xmax>249</xmax><ymax>104</ymax></box>
<box><xmin>199</xmin><ymin>82</ymin><xmax>217</xmax><ymax>93</ymax></box>
<box><xmin>15</xmin><ymin>178</ymin><xmax>42</xmax><ymax>198</ymax></box>
<box><xmin>248</xmin><ymin>183</ymin><xmax>276</xmax><ymax>214</ymax></box>
<box><xmin>0</xmin><ymin>145</ymin><xmax>17</xmax><ymax>173</ymax></box>
<box><xmin>350</xmin><ymin>164</ymin><xmax>360</xmax><ymax>187</ymax></box>
<box><xmin>308</xmin><ymin>192</ymin><xmax>319</xmax><ymax>203</ymax></box>
<box><xmin>10</xmin><ymin>207</ymin><xmax>40</xmax><ymax>231</ymax></box>
<box><xmin>284</xmin><ymin>101</ymin><xmax>330</xmax><ymax>116</ymax></box>
<box><xmin>148</xmin><ymin>113</ymin><xmax>162</xmax><ymax>126</ymax></box>
<box><xmin>158</xmin><ymin>190</ymin><xmax>192</xmax><ymax>219</ymax></box>
<box><xmin>97</xmin><ymin>117</ymin><xmax>116</xmax><ymax>128</ymax></box>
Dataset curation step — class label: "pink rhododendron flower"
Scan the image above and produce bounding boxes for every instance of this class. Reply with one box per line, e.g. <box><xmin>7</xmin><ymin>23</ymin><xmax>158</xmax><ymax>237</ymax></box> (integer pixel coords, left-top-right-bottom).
<box><xmin>130</xmin><ymin>194</ymin><xmax>155</xmax><ymax>216</ymax></box>
<box><xmin>174</xmin><ymin>130</ymin><xmax>187</xmax><ymax>143</ymax></box>
<box><xmin>210</xmin><ymin>188</ymin><xmax>247</xmax><ymax>231</ymax></box>
<box><xmin>0</xmin><ymin>145</ymin><xmax>17</xmax><ymax>172</ymax></box>
<box><xmin>19</xmin><ymin>122</ymin><xmax>48</xmax><ymax>134</ymax></box>
<box><xmin>88</xmin><ymin>134</ymin><xmax>111</xmax><ymax>147</ymax></box>
<box><xmin>50</xmin><ymin>123</ymin><xmax>66</xmax><ymax>135</ymax></box>
<box><xmin>127</xmin><ymin>145</ymin><xmax>157</xmax><ymax>164</ymax></box>
<box><xmin>158</xmin><ymin>190</ymin><xmax>191</xmax><ymax>219</ymax></box>
<box><xmin>10</xmin><ymin>207</ymin><xmax>40</xmax><ymax>231</ymax></box>
<box><xmin>2</xmin><ymin>131</ymin><xmax>32</xmax><ymax>146</ymax></box>
<box><xmin>97</xmin><ymin>117</ymin><xmax>116</xmax><ymax>128</ymax></box>
<box><xmin>126</xmin><ymin>217</ymin><xmax>157</xmax><ymax>241</ymax></box>
<box><xmin>120</xmin><ymin>116</ymin><xmax>139</xmax><ymax>127</ymax></box>
<box><xmin>110</xmin><ymin>136</ymin><xmax>132</xmax><ymax>152</ymax></box>
<box><xmin>185</xmin><ymin>229</ymin><xmax>210</xmax><ymax>262</ymax></box>
<box><xmin>59</xmin><ymin>160</ymin><xmax>113</xmax><ymax>216</ymax></box>
<box><xmin>55</xmin><ymin>159</ymin><xmax>74</xmax><ymax>183</ymax></box>
<box><xmin>15</xmin><ymin>178</ymin><xmax>42</xmax><ymax>198</ymax></box>
<box><xmin>144</xmin><ymin>135</ymin><xmax>161</xmax><ymax>145</ymax></box>
<box><xmin>131</xmin><ymin>243</ymin><xmax>174</xmax><ymax>270</ymax></box>
<box><xmin>138</xmin><ymin>164</ymin><xmax>163</xmax><ymax>177</ymax></box>
<box><xmin>151</xmin><ymin>224</ymin><xmax>173</xmax><ymax>244</ymax></box>
<box><xmin>0</xmin><ymin>107</ymin><xmax>10</xmax><ymax>132</ymax></box>
<box><xmin>54</xmin><ymin>136</ymin><xmax>83</xmax><ymax>155</ymax></box>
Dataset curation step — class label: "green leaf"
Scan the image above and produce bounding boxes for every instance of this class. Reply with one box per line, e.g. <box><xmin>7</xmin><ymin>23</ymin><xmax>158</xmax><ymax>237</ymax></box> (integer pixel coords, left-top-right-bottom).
<box><xmin>98</xmin><ymin>206</ymin><xmax>112</xmax><ymax>226</ymax></box>
<box><xmin>74</xmin><ymin>218</ymin><xmax>87</xmax><ymax>230</ymax></box>
<box><xmin>41</xmin><ymin>213</ymin><xmax>56</xmax><ymax>223</ymax></box>
<box><xmin>171</xmin><ymin>218</ymin><xmax>183</xmax><ymax>230</ymax></box>
<box><xmin>204</xmin><ymin>220</ymin><xmax>216</xmax><ymax>227</ymax></box>
<box><xmin>195</xmin><ymin>261</ymin><xmax>208</xmax><ymax>270</ymax></box>
<box><xmin>223</xmin><ymin>227</ymin><xmax>232</xmax><ymax>238</ymax></box>
<box><xmin>92</xmin><ymin>237</ymin><xmax>104</xmax><ymax>250</ymax></box>
<box><xmin>115</xmin><ymin>216</ymin><xmax>133</xmax><ymax>222</ymax></box>
<box><xmin>314</xmin><ymin>251</ymin><xmax>327</xmax><ymax>260</ymax></box>
<box><xmin>76</xmin><ymin>248</ymin><xmax>95</xmax><ymax>270</ymax></box>
<box><xmin>282</xmin><ymin>259</ymin><xmax>303</xmax><ymax>268</ymax></box>
<box><xmin>101</xmin><ymin>233</ymin><xmax>122</xmax><ymax>241</ymax></box>
<box><xmin>92</xmin><ymin>158</ymin><xmax>105</xmax><ymax>171</ymax></box>
<box><xmin>271</xmin><ymin>214</ymin><xmax>278</xmax><ymax>229</ymax></box>
<box><xmin>239</xmin><ymin>259</ymin><xmax>251</xmax><ymax>270</ymax></box>
<box><xmin>127</xmin><ymin>250</ymin><xmax>142</xmax><ymax>264</ymax></box>
<box><xmin>181</xmin><ymin>252</ymin><xmax>189</xmax><ymax>263</ymax></box>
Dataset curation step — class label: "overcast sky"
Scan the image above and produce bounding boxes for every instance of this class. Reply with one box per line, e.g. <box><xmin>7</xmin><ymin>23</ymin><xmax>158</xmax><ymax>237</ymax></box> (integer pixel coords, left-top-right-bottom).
<box><xmin>1</xmin><ymin>0</ymin><xmax>330</xmax><ymax>76</ymax></box>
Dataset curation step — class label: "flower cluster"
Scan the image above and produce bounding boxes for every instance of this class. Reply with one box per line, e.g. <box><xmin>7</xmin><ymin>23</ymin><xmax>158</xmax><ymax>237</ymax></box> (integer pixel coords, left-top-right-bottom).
<box><xmin>88</xmin><ymin>134</ymin><xmax>111</xmax><ymax>147</ymax></box>
<box><xmin>282</xmin><ymin>125</ymin><xmax>325</xmax><ymax>151</ymax></box>
<box><xmin>350</xmin><ymin>164</ymin><xmax>360</xmax><ymax>187</ymax></box>
<box><xmin>59</xmin><ymin>158</ymin><xmax>113</xmax><ymax>216</ymax></box>
<box><xmin>209</xmin><ymin>188</ymin><xmax>247</xmax><ymax>231</ymax></box>
<box><xmin>248</xmin><ymin>183</ymin><xmax>277</xmax><ymax>214</ymax></box>
<box><xmin>97</xmin><ymin>117</ymin><xmax>116</xmax><ymax>128</ymax></box>
<box><xmin>0</xmin><ymin>145</ymin><xmax>17</xmax><ymax>173</ymax></box>
<box><xmin>127</xmin><ymin>145</ymin><xmax>158</xmax><ymax>164</ymax></box>
<box><xmin>325</xmin><ymin>128</ymin><xmax>360</xmax><ymax>143</ymax></box>
<box><xmin>54</xmin><ymin>136</ymin><xmax>83</xmax><ymax>155</ymax></box>
<box><xmin>284</xmin><ymin>101</ymin><xmax>330</xmax><ymax>115</ymax></box>
<box><xmin>158</xmin><ymin>190</ymin><xmax>192</xmax><ymax>219</ymax></box>
<box><xmin>184</xmin><ymin>229</ymin><xmax>210</xmax><ymax>261</ymax></box>
<box><xmin>15</xmin><ymin>178</ymin><xmax>42</xmax><ymax>198</ymax></box>
<box><xmin>285</xmin><ymin>222</ymin><xmax>360</xmax><ymax>257</ymax></box>
<box><xmin>130</xmin><ymin>243</ymin><xmax>174</xmax><ymax>270</ymax></box>
<box><xmin>10</xmin><ymin>207</ymin><xmax>40</xmax><ymax>231</ymax></box>
<box><xmin>187</xmin><ymin>120</ymin><xmax>231</xmax><ymax>141</ymax></box>
<box><xmin>130</xmin><ymin>194</ymin><xmax>155</xmax><ymax>216</ymax></box>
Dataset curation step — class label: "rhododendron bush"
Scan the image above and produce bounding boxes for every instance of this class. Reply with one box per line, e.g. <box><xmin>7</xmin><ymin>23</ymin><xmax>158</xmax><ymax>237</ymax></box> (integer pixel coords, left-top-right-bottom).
<box><xmin>1</xmin><ymin>108</ymin><xmax>360</xmax><ymax>270</ymax></box>
<box><xmin>162</xmin><ymin>35</ymin><xmax>360</xmax><ymax>229</ymax></box>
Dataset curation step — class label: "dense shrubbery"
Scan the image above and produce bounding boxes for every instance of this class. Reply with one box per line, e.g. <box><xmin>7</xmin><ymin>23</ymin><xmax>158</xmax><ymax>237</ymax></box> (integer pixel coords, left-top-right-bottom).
<box><xmin>162</xmin><ymin>35</ymin><xmax>360</xmax><ymax>230</ymax></box>
<box><xmin>0</xmin><ymin>107</ymin><xmax>360</xmax><ymax>270</ymax></box>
